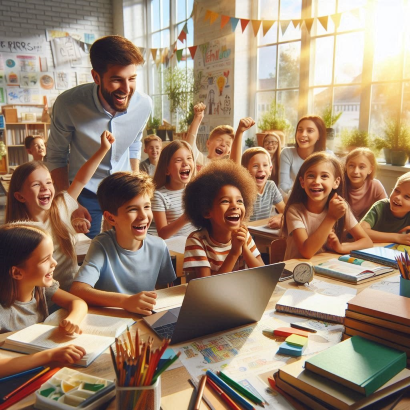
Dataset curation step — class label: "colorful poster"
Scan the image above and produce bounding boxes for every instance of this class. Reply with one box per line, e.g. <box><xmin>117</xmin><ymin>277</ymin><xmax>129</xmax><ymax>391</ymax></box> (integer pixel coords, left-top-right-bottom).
<box><xmin>17</xmin><ymin>54</ymin><xmax>37</xmax><ymax>72</ymax></box>
<box><xmin>51</xmin><ymin>37</ymin><xmax>82</xmax><ymax>67</ymax></box>
<box><xmin>5</xmin><ymin>71</ymin><xmax>19</xmax><ymax>86</ymax></box>
<box><xmin>39</xmin><ymin>73</ymin><xmax>55</xmax><ymax>90</ymax></box>
<box><xmin>55</xmin><ymin>71</ymin><xmax>70</xmax><ymax>90</ymax></box>
<box><xmin>6</xmin><ymin>87</ymin><xmax>41</xmax><ymax>104</ymax></box>
<box><xmin>20</xmin><ymin>72</ymin><xmax>39</xmax><ymax>88</ymax></box>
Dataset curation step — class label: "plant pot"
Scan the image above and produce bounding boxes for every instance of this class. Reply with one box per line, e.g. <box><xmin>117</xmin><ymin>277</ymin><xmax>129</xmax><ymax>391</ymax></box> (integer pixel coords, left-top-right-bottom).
<box><xmin>383</xmin><ymin>148</ymin><xmax>392</xmax><ymax>164</ymax></box>
<box><xmin>257</xmin><ymin>130</ymin><xmax>285</xmax><ymax>147</ymax></box>
<box><xmin>391</xmin><ymin>150</ymin><xmax>408</xmax><ymax>166</ymax></box>
<box><xmin>326</xmin><ymin>128</ymin><xmax>335</xmax><ymax>151</ymax></box>
<box><xmin>173</xmin><ymin>132</ymin><xmax>187</xmax><ymax>140</ymax></box>
<box><xmin>157</xmin><ymin>130</ymin><xmax>167</xmax><ymax>141</ymax></box>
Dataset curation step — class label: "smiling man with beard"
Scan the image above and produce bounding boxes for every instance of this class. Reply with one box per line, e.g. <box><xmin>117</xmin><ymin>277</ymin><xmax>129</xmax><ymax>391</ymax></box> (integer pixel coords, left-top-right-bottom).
<box><xmin>45</xmin><ymin>35</ymin><xmax>152</xmax><ymax>238</ymax></box>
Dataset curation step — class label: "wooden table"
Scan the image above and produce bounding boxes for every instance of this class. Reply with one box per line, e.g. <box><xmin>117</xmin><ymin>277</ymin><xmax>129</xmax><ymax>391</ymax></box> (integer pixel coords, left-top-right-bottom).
<box><xmin>1</xmin><ymin>251</ymin><xmax>408</xmax><ymax>410</ymax></box>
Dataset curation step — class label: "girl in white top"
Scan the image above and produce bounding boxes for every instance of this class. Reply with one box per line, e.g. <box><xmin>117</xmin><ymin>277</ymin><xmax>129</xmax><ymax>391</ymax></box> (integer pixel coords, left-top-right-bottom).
<box><xmin>150</xmin><ymin>140</ymin><xmax>196</xmax><ymax>239</ymax></box>
<box><xmin>283</xmin><ymin>152</ymin><xmax>372</xmax><ymax>260</ymax></box>
<box><xmin>279</xmin><ymin>115</ymin><xmax>329</xmax><ymax>195</ymax></box>
<box><xmin>5</xmin><ymin>131</ymin><xmax>115</xmax><ymax>291</ymax></box>
<box><xmin>262</xmin><ymin>132</ymin><xmax>281</xmax><ymax>186</ymax></box>
<box><xmin>0</xmin><ymin>224</ymin><xmax>87</xmax><ymax>376</ymax></box>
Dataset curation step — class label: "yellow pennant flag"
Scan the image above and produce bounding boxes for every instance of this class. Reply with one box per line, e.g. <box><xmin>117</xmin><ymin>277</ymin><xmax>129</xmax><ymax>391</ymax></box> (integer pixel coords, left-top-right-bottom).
<box><xmin>318</xmin><ymin>15</ymin><xmax>328</xmax><ymax>31</ymax></box>
<box><xmin>331</xmin><ymin>12</ymin><xmax>342</xmax><ymax>29</ymax></box>
<box><xmin>150</xmin><ymin>48</ymin><xmax>157</xmax><ymax>61</ymax></box>
<box><xmin>292</xmin><ymin>19</ymin><xmax>301</xmax><ymax>29</ymax></box>
<box><xmin>303</xmin><ymin>18</ymin><xmax>314</xmax><ymax>33</ymax></box>
<box><xmin>209</xmin><ymin>11</ymin><xmax>219</xmax><ymax>25</ymax></box>
<box><xmin>251</xmin><ymin>20</ymin><xmax>262</xmax><ymax>37</ymax></box>
<box><xmin>262</xmin><ymin>20</ymin><xmax>275</xmax><ymax>36</ymax></box>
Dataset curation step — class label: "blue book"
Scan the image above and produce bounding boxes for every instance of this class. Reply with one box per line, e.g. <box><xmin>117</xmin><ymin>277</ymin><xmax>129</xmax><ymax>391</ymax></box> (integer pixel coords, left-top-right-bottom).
<box><xmin>350</xmin><ymin>247</ymin><xmax>402</xmax><ymax>268</ymax></box>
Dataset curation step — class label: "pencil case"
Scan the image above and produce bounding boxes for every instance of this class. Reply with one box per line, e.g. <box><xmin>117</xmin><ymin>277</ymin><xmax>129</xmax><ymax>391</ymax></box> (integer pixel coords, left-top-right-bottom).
<box><xmin>34</xmin><ymin>368</ymin><xmax>115</xmax><ymax>410</ymax></box>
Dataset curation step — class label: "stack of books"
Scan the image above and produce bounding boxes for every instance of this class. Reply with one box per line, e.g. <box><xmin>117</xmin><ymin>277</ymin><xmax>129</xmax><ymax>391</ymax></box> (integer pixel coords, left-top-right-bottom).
<box><xmin>275</xmin><ymin>336</ymin><xmax>410</xmax><ymax>410</ymax></box>
<box><xmin>343</xmin><ymin>288</ymin><xmax>410</xmax><ymax>365</ymax></box>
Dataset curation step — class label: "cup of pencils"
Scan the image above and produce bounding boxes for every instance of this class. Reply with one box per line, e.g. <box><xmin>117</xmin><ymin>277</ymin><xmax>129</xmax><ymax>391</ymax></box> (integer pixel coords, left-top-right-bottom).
<box><xmin>110</xmin><ymin>327</ymin><xmax>180</xmax><ymax>410</ymax></box>
<box><xmin>395</xmin><ymin>252</ymin><xmax>410</xmax><ymax>298</ymax></box>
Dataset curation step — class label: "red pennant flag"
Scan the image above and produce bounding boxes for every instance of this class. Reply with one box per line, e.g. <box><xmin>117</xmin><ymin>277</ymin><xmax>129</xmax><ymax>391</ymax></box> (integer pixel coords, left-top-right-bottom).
<box><xmin>221</xmin><ymin>15</ymin><xmax>230</xmax><ymax>29</ymax></box>
<box><xmin>240</xmin><ymin>18</ymin><xmax>250</xmax><ymax>33</ymax></box>
<box><xmin>188</xmin><ymin>45</ymin><xmax>198</xmax><ymax>59</ymax></box>
<box><xmin>178</xmin><ymin>30</ymin><xmax>187</xmax><ymax>43</ymax></box>
<box><xmin>318</xmin><ymin>16</ymin><xmax>328</xmax><ymax>31</ymax></box>
<box><xmin>303</xmin><ymin>18</ymin><xmax>314</xmax><ymax>33</ymax></box>
<box><xmin>262</xmin><ymin>20</ymin><xmax>275</xmax><ymax>36</ymax></box>
<box><xmin>251</xmin><ymin>20</ymin><xmax>262</xmax><ymax>37</ymax></box>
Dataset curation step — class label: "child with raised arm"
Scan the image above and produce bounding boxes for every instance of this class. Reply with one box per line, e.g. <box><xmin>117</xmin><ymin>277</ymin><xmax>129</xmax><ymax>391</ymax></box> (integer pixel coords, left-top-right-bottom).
<box><xmin>183</xmin><ymin>159</ymin><xmax>263</xmax><ymax>277</ymax></box>
<box><xmin>241</xmin><ymin>147</ymin><xmax>285</xmax><ymax>229</ymax></box>
<box><xmin>25</xmin><ymin>135</ymin><xmax>46</xmax><ymax>161</ymax></box>
<box><xmin>70</xmin><ymin>172</ymin><xmax>176</xmax><ymax>315</ymax></box>
<box><xmin>361</xmin><ymin>172</ymin><xmax>410</xmax><ymax>244</ymax></box>
<box><xmin>6</xmin><ymin>131</ymin><xmax>115</xmax><ymax>291</ymax></box>
<box><xmin>283</xmin><ymin>152</ymin><xmax>372</xmax><ymax>260</ymax></box>
<box><xmin>344</xmin><ymin>147</ymin><xmax>387</xmax><ymax>221</ymax></box>
<box><xmin>140</xmin><ymin>134</ymin><xmax>162</xmax><ymax>177</ymax></box>
<box><xmin>0</xmin><ymin>224</ymin><xmax>87</xmax><ymax>374</ymax></box>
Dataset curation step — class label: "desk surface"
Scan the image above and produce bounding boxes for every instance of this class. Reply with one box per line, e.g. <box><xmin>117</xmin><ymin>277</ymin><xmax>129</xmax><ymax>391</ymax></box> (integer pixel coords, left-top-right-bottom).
<box><xmin>0</xmin><ymin>250</ymin><xmax>408</xmax><ymax>410</ymax></box>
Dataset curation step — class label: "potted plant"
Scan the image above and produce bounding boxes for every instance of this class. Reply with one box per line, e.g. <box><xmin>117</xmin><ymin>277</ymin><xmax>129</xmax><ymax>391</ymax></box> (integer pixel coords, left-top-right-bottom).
<box><xmin>322</xmin><ymin>105</ymin><xmax>342</xmax><ymax>151</ymax></box>
<box><xmin>256</xmin><ymin>101</ymin><xmax>290</xmax><ymax>146</ymax></box>
<box><xmin>245</xmin><ymin>137</ymin><xmax>255</xmax><ymax>148</ymax></box>
<box><xmin>175</xmin><ymin>103</ymin><xmax>195</xmax><ymax>140</ymax></box>
<box><xmin>341</xmin><ymin>129</ymin><xmax>371</xmax><ymax>152</ymax></box>
<box><xmin>146</xmin><ymin>116</ymin><xmax>161</xmax><ymax>135</ymax></box>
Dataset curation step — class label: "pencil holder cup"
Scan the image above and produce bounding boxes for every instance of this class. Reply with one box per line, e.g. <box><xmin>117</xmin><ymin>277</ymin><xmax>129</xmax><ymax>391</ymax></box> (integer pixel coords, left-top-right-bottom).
<box><xmin>400</xmin><ymin>277</ymin><xmax>410</xmax><ymax>298</ymax></box>
<box><xmin>115</xmin><ymin>377</ymin><xmax>161</xmax><ymax>410</ymax></box>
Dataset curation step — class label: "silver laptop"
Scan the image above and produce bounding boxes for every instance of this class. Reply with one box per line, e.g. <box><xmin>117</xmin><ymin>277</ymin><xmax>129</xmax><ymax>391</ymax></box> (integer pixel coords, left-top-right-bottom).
<box><xmin>143</xmin><ymin>263</ymin><xmax>285</xmax><ymax>345</ymax></box>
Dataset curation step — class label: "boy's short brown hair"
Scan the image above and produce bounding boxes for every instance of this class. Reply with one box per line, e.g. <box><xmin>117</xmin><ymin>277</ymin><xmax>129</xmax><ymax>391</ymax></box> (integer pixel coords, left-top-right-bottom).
<box><xmin>397</xmin><ymin>172</ymin><xmax>410</xmax><ymax>186</ymax></box>
<box><xmin>143</xmin><ymin>135</ymin><xmax>163</xmax><ymax>147</ymax></box>
<box><xmin>24</xmin><ymin>135</ymin><xmax>44</xmax><ymax>149</ymax></box>
<box><xmin>209</xmin><ymin>125</ymin><xmax>234</xmax><ymax>141</ymax></box>
<box><xmin>90</xmin><ymin>35</ymin><xmax>144</xmax><ymax>76</ymax></box>
<box><xmin>241</xmin><ymin>147</ymin><xmax>272</xmax><ymax>168</ymax></box>
<box><xmin>97</xmin><ymin>172</ymin><xmax>155</xmax><ymax>215</ymax></box>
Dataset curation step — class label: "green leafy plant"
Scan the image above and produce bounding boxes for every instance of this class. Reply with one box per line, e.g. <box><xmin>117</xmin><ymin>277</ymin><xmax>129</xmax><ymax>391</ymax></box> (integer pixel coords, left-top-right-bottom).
<box><xmin>322</xmin><ymin>105</ymin><xmax>343</xmax><ymax>128</ymax></box>
<box><xmin>0</xmin><ymin>141</ymin><xmax>6</xmax><ymax>159</ymax></box>
<box><xmin>373</xmin><ymin>119</ymin><xmax>410</xmax><ymax>150</ymax></box>
<box><xmin>146</xmin><ymin>116</ymin><xmax>161</xmax><ymax>133</ymax></box>
<box><xmin>178</xmin><ymin>103</ymin><xmax>195</xmax><ymax>133</ymax></box>
<box><xmin>341</xmin><ymin>129</ymin><xmax>371</xmax><ymax>148</ymax></box>
<box><xmin>257</xmin><ymin>101</ymin><xmax>291</xmax><ymax>133</ymax></box>
<box><xmin>245</xmin><ymin>137</ymin><xmax>255</xmax><ymax>148</ymax></box>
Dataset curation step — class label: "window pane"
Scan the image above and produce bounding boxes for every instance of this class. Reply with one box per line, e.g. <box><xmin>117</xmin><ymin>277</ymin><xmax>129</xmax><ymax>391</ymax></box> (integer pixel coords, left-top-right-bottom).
<box><xmin>278</xmin><ymin>42</ymin><xmax>300</xmax><ymax>89</ymax></box>
<box><xmin>404</xmin><ymin>29</ymin><xmax>410</xmax><ymax>79</ymax></box>
<box><xmin>152</xmin><ymin>95</ymin><xmax>163</xmax><ymax>119</ymax></box>
<box><xmin>312</xmin><ymin>0</ymin><xmax>335</xmax><ymax>36</ymax></box>
<box><xmin>311</xmin><ymin>37</ymin><xmax>333</xmax><ymax>86</ymax></box>
<box><xmin>151</xmin><ymin>0</ymin><xmax>160</xmax><ymax>32</ymax></box>
<box><xmin>334</xmin><ymin>86</ymin><xmax>361</xmax><ymax>132</ymax></box>
<box><xmin>310</xmin><ymin>87</ymin><xmax>332</xmax><ymax>116</ymax></box>
<box><xmin>279</xmin><ymin>0</ymin><xmax>302</xmax><ymax>42</ymax></box>
<box><xmin>402</xmin><ymin>81</ymin><xmax>410</xmax><ymax>123</ymax></box>
<box><xmin>258</xmin><ymin>0</ymin><xmax>278</xmax><ymax>46</ymax></box>
<box><xmin>278</xmin><ymin>90</ymin><xmax>298</xmax><ymax>135</ymax></box>
<box><xmin>162</xmin><ymin>0</ymin><xmax>170</xmax><ymax>29</ymax></box>
<box><xmin>187</xmin><ymin>19</ymin><xmax>194</xmax><ymax>47</ymax></box>
<box><xmin>334</xmin><ymin>32</ymin><xmax>364</xmax><ymax>84</ymax></box>
<box><xmin>258</xmin><ymin>46</ymin><xmax>277</xmax><ymax>90</ymax></box>
<box><xmin>369</xmin><ymin>83</ymin><xmax>401</xmax><ymax>136</ymax></box>
<box><xmin>161</xmin><ymin>29</ymin><xmax>170</xmax><ymax>47</ymax></box>
<box><xmin>337</xmin><ymin>0</ymin><xmax>366</xmax><ymax>32</ymax></box>
<box><xmin>256</xmin><ymin>91</ymin><xmax>276</xmax><ymax>130</ymax></box>
<box><xmin>152</xmin><ymin>32</ymin><xmax>161</xmax><ymax>48</ymax></box>
<box><xmin>176</xmin><ymin>0</ymin><xmax>186</xmax><ymax>23</ymax></box>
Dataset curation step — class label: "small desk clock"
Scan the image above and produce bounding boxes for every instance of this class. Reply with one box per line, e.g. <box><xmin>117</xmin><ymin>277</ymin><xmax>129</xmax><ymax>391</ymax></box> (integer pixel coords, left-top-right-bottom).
<box><xmin>293</xmin><ymin>262</ymin><xmax>314</xmax><ymax>284</ymax></box>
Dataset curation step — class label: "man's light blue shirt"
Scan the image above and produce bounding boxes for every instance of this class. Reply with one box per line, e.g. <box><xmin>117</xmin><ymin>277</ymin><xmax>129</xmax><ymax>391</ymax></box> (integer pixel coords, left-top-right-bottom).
<box><xmin>45</xmin><ymin>83</ymin><xmax>152</xmax><ymax>193</ymax></box>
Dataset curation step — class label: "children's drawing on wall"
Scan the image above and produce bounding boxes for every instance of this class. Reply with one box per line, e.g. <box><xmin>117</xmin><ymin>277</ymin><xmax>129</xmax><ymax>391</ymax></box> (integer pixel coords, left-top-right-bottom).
<box><xmin>76</xmin><ymin>72</ymin><xmax>93</xmax><ymax>85</ymax></box>
<box><xmin>39</xmin><ymin>74</ymin><xmax>54</xmax><ymax>90</ymax></box>
<box><xmin>51</xmin><ymin>36</ymin><xmax>82</xmax><ymax>67</ymax></box>
<box><xmin>6</xmin><ymin>87</ymin><xmax>41</xmax><ymax>104</ymax></box>
<box><xmin>20</xmin><ymin>72</ymin><xmax>39</xmax><ymax>89</ymax></box>
<box><xmin>5</xmin><ymin>71</ymin><xmax>19</xmax><ymax>86</ymax></box>
<box><xmin>195</xmin><ymin>36</ymin><xmax>233</xmax><ymax>119</ymax></box>
<box><xmin>18</xmin><ymin>55</ymin><xmax>37</xmax><ymax>72</ymax></box>
<box><xmin>55</xmin><ymin>71</ymin><xmax>69</xmax><ymax>90</ymax></box>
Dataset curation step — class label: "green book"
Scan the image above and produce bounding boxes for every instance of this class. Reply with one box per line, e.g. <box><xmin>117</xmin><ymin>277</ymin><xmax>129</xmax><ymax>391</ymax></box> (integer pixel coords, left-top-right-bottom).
<box><xmin>304</xmin><ymin>336</ymin><xmax>407</xmax><ymax>396</ymax></box>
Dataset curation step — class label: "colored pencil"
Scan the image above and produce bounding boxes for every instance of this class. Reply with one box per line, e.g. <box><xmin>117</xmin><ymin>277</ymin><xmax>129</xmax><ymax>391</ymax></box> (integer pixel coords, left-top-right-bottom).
<box><xmin>151</xmin><ymin>352</ymin><xmax>181</xmax><ymax>384</ymax></box>
<box><xmin>194</xmin><ymin>375</ymin><xmax>207</xmax><ymax>410</ymax></box>
<box><xmin>188</xmin><ymin>378</ymin><xmax>216</xmax><ymax>410</ymax></box>
<box><xmin>0</xmin><ymin>366</ymin><xmax>44</xmax><ymax>383</ymax></box>
<box><xmin>77</xmin><ymin>383</ymin><xmax>115</xmax><ymax>408</ymax></box>
<box><xmin>206</xmin><ymin>377</ymin><xmax>241</xmax><ymax>410</ymax></box>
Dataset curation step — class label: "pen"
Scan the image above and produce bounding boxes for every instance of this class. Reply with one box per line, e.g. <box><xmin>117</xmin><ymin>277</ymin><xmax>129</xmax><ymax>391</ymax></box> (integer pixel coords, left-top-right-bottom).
<box><xmin>290</xmin><ymin>322</ymin><xmax>317</xmax><ymax>333</ymax></box>
<box><xmin>206</xmin><ymin>377</ymin><xmax>241</xmax><ymax>410</ymax></box>
<box><xmin>2</xmin><ymin>367</ymin><xmax>51</xmax><ymax>401</ymax></box>
<box><xmin>194</xmin><ymin>375</ymin><xmax>207</xmax><ymax>410</ymax></box>
<box><xmin>218</xmin><ymin>371</ymin><xmax>265</xmax><ymax>407</ymax></box>
<box><xmin>206</xmin><ymin>370</ymin><xmax>256</xmax><ymax>410</ymax></box>
<box><xmin>0</xmin><ymin>366</ymin><xmax>44</xmax><ymax>383</ymax></box>
<box><xmin>77</xmin><ymin>383</ymin><xmax>115</xmax><ymax>408</ymax></box>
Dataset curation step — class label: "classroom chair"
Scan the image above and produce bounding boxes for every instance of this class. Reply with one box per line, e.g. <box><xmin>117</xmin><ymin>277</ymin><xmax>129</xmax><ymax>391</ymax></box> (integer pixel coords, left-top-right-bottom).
<box><xmin>270</xmin><ymin>237</ymin><xmax>287</xmax><ymax>264</ymax></box>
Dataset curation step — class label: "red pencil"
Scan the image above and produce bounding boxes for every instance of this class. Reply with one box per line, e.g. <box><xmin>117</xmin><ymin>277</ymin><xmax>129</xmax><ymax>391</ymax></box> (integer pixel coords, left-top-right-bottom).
<box><xmin>206</xmin><ymin>377</ymin><xmax>241</xmax><ymax>410</ymax></box>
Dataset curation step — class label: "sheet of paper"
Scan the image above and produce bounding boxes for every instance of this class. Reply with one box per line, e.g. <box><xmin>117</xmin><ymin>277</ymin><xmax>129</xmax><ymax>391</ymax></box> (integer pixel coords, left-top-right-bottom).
<box><xmin>155</xmin><ymin>285</ymin><xmax>187</xmax><ymax>312</ymax></box>
<box><xmin>165</xmin><ymin>236</ymin><xmax>186</xmax><ymax>254</ymax></box>
<box><xmin>249</xmin><ymin>225</ymin><xmax>280</xmax><ymax>236</ymax></box>
<box><xmin>75</xmin><ymin>233</ymin><xmax>91</xmax><ymax>256</ymax></box>
<box><xmin>305</xmin><ymin>278</ymin><xmax>357</xmax><ymax>296</ymax></box>
<box><xmin>369</xmin><ymin>274</ymin><xmax>401</xmax><ymax>295</ymax></box>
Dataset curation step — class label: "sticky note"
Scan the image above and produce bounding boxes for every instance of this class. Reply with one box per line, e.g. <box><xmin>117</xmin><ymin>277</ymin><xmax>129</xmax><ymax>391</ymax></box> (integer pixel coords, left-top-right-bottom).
<box><xmin>286</xmin><ymin>334</ymin><xmax>308</xmax><ymax>347</ymax></box>
<box><xmin>277</xmin><ymin>342</ymin><xmax>304</xmax><ymax>357</ymax></box>
<box><xmin>273</xmin><ymin>327</ymin><xmax>310</xmax><ymax>338</ymax></box>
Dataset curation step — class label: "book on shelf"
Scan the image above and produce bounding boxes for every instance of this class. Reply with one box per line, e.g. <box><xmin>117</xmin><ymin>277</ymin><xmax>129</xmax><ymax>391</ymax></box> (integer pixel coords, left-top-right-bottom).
<box><xmin>347</xmin><ymin>289</ymin><xmax>410</xmax><ymax>328</ymax></box>
<box><xmin>0</xmin><ymin>310</ymin><xmax>134</xmax><ymax>367</ymax></box>
<box><xmin>275</xmin><ymin>288</ymin><xmax>355</xmax><ymax>324</ymax></box>
<box><xmin>304</xmin><ymin>336</ymin><xmax>407</xmax><ymax>397</ymax></box>
<box><xmin>276</xmin><ymin>359</ymin><xmax>410</xmax><ymax>410</ymax></box>
<box><xmin>313</xmin><ymin>258</ymin><xmax>393</xmax><ymax>284</ymax></box>
<box><xmin>350</xmin><ymin>247</ymin><xmax>402</xmax><ymax>268</ymax></box>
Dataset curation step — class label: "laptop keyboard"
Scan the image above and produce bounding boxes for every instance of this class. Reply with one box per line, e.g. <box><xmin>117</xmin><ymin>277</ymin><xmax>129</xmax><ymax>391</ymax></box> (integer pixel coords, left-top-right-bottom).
<box><xmin>154</xmin><ymin>322</ymin><xmax>176</xmax><ymax>340</ymax></box>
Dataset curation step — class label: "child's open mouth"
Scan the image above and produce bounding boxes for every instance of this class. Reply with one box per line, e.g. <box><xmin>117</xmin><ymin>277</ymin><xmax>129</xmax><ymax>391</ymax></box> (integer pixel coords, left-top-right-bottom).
<box><xmin>180</xmin><ymin>169</ymin><xmax>191</xmax><ymax>179</ymax></box>
<box><xmin>38</xmin><ymin>195</ymin><xmax>51</xmax><ymax>206</ymax></box>
<box><xmin>226</xmin><ymin>214</ymin><xmax>241</xmax><ymax>223</ymax></box>
<box><xmin>215</xmin><ymin>148</ymin><xmax>224</xmax><ymax>156</ymax></box>
<box><xmin>256</xmin><ymin>175</ymin><xmax>266</xmax><ymax>181</ymax></box>
<box><xmin>310</xmin><ymin>188</ymin><xmax>324</xmax><ymax>195</ymax></box>
<box><xmin>133</xmin><ymin>224</ymin><xmax>147</xmax><ymax>233</ymax></box>
<box><xmin>45</xmin><ymin>272</ymin><xmax>53</xmax><ymax>280</ymax></box>
<box><xmin>392</xmin><ymin>199</ymin><xmax>401</xmax><ymax>207</ymax></box>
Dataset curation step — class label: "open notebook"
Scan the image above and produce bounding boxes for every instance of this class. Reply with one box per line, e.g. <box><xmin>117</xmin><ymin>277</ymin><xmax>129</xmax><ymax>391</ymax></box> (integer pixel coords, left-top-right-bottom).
<box><xmin>1</xmin><ymin>310</ymin><xmax>134</xmax><ymax>367</ymax></box>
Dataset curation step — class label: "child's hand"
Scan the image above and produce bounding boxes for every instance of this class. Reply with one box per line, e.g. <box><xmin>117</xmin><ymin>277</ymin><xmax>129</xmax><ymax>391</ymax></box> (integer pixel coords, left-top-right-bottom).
<box><xmin>49</xmin><ymin>345</ymin><xmax>86</xmax><ymax>364</ymax></box>
<box><xmin>121</xmin><ymin>291</ymin><xmax>157</xmax><ymax>315</ymax></box>
<box><xmin>100</xmin><ymin>130</ymin><xmax>115</xmax><ymax>151</ymax></box>
<box><xmin>267</xmin><ymin>214</ymin><xmax>282</xmax><ymax>229</ymax></box>
<box><xmin>327</xmin><ymin>232</ymin><xmax>344</xmax><ymax>253</ymax></box>
<box><xmin>194</xmin><ymin>102</ymin><xmax>206</xmax><ymax>120</ymax></box>
<box><xmin>327</xmin><ymin>193</ymin><xmax>347</xmax><ymax>221</ymax></box>
<box><xmin>71</xmin><ymin>217</ymin><xmax>91</xmax><ymax>234</ymax></box>
<box><xmin>231</xmin><ymin>225</ymin><xmax>247</xmax><ymax>255</ymax></box>
<box><xmin>237</xmin><ymin>117</ymin><xmax>255</xmax><ymax>134</ymax></box>
<box><xmin>60</xmin><ymin>318</ymin><xmax>82</xmax><ymax>335</ymax></box>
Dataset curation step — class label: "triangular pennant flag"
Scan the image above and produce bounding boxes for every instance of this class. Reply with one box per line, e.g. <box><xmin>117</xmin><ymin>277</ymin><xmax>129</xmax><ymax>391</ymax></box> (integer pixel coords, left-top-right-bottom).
<box><xmin>330</xmin><ymin>12</ymin><xmax>342</xmax><ymax>29</ymax></box>
<box><xmin>221</xmin><ymin>15</ymin><xmax>230</xmax><ymax>29</ymax></box>
<box><xmin>178</xmin><ymin>30</ymin><xmax>187</xmax><ymax>43</ymax></box>
<box><xmin>176</xmin><ymin>49</ymin><xmax>183</xmax><ymax>62</ymax></box>
<box><xmin>240</xmin><ymin>18</ymin><xmax>250</xmax><ymax>33</ymax></box>
<box><xmin>188</xmin><ymin>45</ymin><xmax>198</xmax><ymax>59</ymax></box>
<box><xmin>280</xmin><ymin>20</ymin><xmax>291</xmax><ymax>36</ymax></box>
<box><xmin>303</xmin><ymin>18</ymin><xmax>314</xmax><ymax>33</ymax></box>
<box><xmin>160</xmin><ymin>48</ymin><xmax>166</xmax><ymax>64</ymax></box>
<box><xmin>292</xmin><ymin>19</ymin><xmax>301</xmax><ymax>29</ymax></box>
<box><xmin>230</xmin><ymin>17</ymin><xmax>239</xmax><ymax>32</ymax></box>
<box><xmin>165</xmin><ymin>55</ymin><xmax>170</xmax><ymax>67</ymax></box>
<box><xmin>182</xmin><ymin>22</ymin><xmax>188</xmax><ymax>34</ymax></box>
<box><xmin>150</xmin><ymin>48</ymin><xmax>157</xmax><ymax>61</ymax></box>
<box><xmin>318</xmin><ymin>15</ymin><xmax>328</xmax><ymax>31</ymax></box>
<box><xmin>139</xmin><ymin>47</ymin><xmax>146</xmax><ymax>58</ymax></box>
<box><xmin>209</xmin><ymin>11</ymin><xmax>219</xmax><ymax>25</ymax></box>
<box><xmin>350</xmin><ymin>8</ymin><xmax>361</xmax><ymax>20</ymax></box>
<box><xmin>251</xmin><ymin>20</ymin><xmax>262</xmax><ymax>37</ymax></box>
<box><xmin>262</xmin><ymin>20</ymin><xmax>275</xmax><ymax>36</ymax></box>
<box><xmin>204</xmin><ymin>10</ymin><xmax>212</xmax><ymax>22</ymax></box>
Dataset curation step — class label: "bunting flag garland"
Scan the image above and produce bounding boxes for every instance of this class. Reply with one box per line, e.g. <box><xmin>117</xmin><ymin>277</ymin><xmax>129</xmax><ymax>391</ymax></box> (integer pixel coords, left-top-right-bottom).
<box><xmin>230</xmin><ymin>17</ymin><xmax>240</xmax><ymax>31</ymax></box>
<box><xmin>303</xmin><ymin>18</ymin><xmax>314</xmax><ymax>33</ymax></box>
<box><xmin>251</xmin><ymin>20</ymin><xmax>262</xmax><ymax>37</ymax></box>
<box><xmin>318</xmin><ymin>15</ymin><xmax>329</xmax><ymax>31</ymax></box>
<box><xmin>221</xmin><ymin>15</ymin><xmax>230</xmax><ymax>29</ymax></box>
<box><xmin>240</xmin><ymin>18</ymin><xmax>250</xmax><ymax>33</ymax></box>
<box><xmin>204</xmin><ymin>10</ymin><xmax>212</xmax><ymax>22</ymax></box>
<box><xmin>178</xmin><ymin>30</ymin><xmax>187</xmax><ymax>43</ymax></box>
<box><xmin>280</xmin><ymin>20</ymin><xmax>291</xmax><ymax>36</ymax></box>
<box><xmin>330</xmin><ymin>12</ymin><xmax>342</xmax><ymax>29</ymax></box>
<box><xmin>151</xmin><ymin>48</ymin><xmax>158</xmax><ymax>62</ymax></box>
<box><xmin>188</xmin><ymin>45</ymin><xmax>198</xmax><ymax>59</ymax></box>
<box><xmin>292</xmin><ymin>19</ymin><xmax>301</xmax><ymax>29</ymax></box>
<box><xmin>209</xmin><ymin>11</ymin><xmax>219</xmax><ymax>25</ymax></box>
<box><xmin>262</xmin><ymin>20</ymin><xmax>275</xmax><ymax>36</ymax></box>
<box><xmin>176</xmin><ymin>49</ymin><xmax>183</xmax><ymax>62</ymax></box>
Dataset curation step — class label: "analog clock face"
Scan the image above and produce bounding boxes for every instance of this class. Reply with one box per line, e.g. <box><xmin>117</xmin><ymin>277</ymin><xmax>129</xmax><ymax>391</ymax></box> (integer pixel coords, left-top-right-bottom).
<box><xmin>293</xmin><ymin>263</ymin><xmax>313</xmax><ymax>284</ymax></box>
